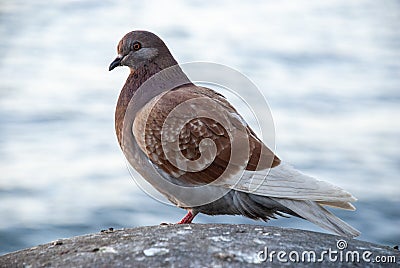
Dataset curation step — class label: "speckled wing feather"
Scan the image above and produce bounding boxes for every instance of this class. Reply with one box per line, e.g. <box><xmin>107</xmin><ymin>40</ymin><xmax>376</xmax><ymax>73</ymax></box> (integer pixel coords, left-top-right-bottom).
<box><xmin>133</xmin><ymin>84</ymin><xmax>356</xmax><ymax>211</ymax></box>
<box><xmin>133</xmin><ymin>84</ymin><xmax>280</xmax><ymax>185</ymax></box>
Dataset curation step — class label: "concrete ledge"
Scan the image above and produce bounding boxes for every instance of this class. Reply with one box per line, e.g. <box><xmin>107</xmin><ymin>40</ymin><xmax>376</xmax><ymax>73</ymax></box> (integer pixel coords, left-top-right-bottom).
<box><xmin>0</xmin><ymin>224</ymin><xmax>398</xmax><ymax>267</ymax></box>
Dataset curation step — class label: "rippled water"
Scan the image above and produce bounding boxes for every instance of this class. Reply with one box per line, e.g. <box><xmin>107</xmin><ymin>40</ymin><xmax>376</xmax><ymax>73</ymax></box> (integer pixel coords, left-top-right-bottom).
<box><xmin>1</xmin><ymin>0</ymin><xmax>399</xmax><ymax>255</ymax></box>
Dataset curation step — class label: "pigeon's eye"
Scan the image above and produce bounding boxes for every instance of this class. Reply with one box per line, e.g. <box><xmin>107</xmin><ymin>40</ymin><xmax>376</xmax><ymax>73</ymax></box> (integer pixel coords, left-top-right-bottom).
<box><xmin>132</xmin><ymin>42</ymin><xmax>142</xmax><ymax>51</ymax></box>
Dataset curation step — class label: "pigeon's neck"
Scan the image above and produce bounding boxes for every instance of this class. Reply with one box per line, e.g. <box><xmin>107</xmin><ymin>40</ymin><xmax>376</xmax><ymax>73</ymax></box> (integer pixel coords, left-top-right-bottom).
<box><xmin>122</xmin><ymin>64</ymin><xmax>163</xmax><ymax>102</ymax></box>
<box><xmin>115</xmin><ymin>61</ymin><xmax>190</xmax><ymax>145</ymax></box>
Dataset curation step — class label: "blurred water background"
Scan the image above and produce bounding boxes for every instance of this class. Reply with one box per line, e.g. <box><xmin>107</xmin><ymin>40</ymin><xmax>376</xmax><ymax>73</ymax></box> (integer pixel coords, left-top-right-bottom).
<box><xmin>1</xmin><ymin>0</ymin><xmax>399</xmax><ymax>255</ymax></box>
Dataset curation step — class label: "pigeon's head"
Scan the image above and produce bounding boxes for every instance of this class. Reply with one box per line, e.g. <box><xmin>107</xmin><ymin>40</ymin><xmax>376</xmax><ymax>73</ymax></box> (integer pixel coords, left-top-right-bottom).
<box><xmin>109</xmin><ymin>30</ymin><xmax>175</xmax><ymax>72</ymax></box>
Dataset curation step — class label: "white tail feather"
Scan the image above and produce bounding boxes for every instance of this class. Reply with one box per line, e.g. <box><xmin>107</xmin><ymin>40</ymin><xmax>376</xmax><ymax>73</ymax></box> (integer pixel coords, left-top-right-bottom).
<box><xmin>273</xmin><ymin>198</ymin><xmax>360</xmax><ymax>237</ymax></box>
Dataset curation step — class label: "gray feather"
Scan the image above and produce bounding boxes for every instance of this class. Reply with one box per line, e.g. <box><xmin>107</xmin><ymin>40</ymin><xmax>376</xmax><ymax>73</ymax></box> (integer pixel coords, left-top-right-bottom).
<box><xmin>271</xmin><ymin>197</ymin><xmax>360</xmax><ymax>237</ymax></box>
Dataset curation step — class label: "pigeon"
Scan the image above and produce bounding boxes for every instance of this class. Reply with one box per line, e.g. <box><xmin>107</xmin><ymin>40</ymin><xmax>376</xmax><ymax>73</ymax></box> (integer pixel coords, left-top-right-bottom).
<box><xmin>109</xmin><ymin>30</ymin><xmax>360</xmax><ymax>237</ymax></box>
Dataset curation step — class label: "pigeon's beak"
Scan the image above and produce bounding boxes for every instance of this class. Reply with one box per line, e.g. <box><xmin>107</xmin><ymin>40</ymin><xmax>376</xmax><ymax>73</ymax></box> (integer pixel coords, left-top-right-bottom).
<box><xmin>109</xmin><ymin>56</ymin><xmax>123</xmax><ymax>71</ymax></box>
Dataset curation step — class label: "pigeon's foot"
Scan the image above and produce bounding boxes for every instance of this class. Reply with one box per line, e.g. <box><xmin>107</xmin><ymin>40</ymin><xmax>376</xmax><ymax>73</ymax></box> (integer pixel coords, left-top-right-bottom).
<box><xmin>177</xmin><ymin>211</ymin><xmax>195</xmax><ymax>224</ymax></box>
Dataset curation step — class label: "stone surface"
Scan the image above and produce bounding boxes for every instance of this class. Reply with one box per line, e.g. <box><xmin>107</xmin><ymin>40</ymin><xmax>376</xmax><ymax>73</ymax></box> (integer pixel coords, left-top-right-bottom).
<box><xmin>0</xmin><ymin>224</ymin><xmax>398</xmax><ymax>267</ymax></box>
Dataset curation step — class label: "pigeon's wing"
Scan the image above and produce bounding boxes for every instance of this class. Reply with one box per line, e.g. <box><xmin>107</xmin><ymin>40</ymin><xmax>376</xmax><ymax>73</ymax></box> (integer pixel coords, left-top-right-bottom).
<box><xmin>233</xmin><ymin>162</ymin><xmax>357</xmax><ymax>210</ymax></box>
<box><xmin>133</xmin><ymin>84</ymin><xmax>279</xmax><ymax>185</ymax></box>
<box><xmin>133</xmin><ymin>84</ymin><xmax>356</xmax><ymax>208</ymax></box>
<box><xmin>193</xmin><ymin>87</ymin><xmax>357</xmax><ymax>209</ymax></box>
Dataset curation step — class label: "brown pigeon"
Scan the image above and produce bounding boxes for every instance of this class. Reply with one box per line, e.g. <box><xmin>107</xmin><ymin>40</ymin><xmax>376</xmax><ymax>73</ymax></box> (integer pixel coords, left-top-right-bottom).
<box><xmin>109</xmin><ymin>30</ymin><xmax>360</xmax><ymax>237</ymax></box>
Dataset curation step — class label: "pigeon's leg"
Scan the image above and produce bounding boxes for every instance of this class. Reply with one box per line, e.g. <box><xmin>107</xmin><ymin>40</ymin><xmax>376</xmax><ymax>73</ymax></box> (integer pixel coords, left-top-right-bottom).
<box><xmin>177</xmin><ymin>210</ymin><xmax>197</xmax><ymax>224</ymax></box>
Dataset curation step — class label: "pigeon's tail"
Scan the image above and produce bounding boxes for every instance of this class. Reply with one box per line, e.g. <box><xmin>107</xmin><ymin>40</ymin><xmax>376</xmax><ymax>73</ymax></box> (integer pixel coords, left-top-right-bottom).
<box><xmin>272</xmin><ymin>198</ymin><xmax>360</xmax><ymax>238</ymax></box>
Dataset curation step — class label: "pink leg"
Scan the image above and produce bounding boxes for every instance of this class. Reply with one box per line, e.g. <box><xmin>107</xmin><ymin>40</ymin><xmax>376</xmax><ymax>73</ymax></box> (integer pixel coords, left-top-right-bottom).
<box><xmin>177</xmin><ymin>211</ymin><xmax>196</xmax><ymax>224</ymax></box>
